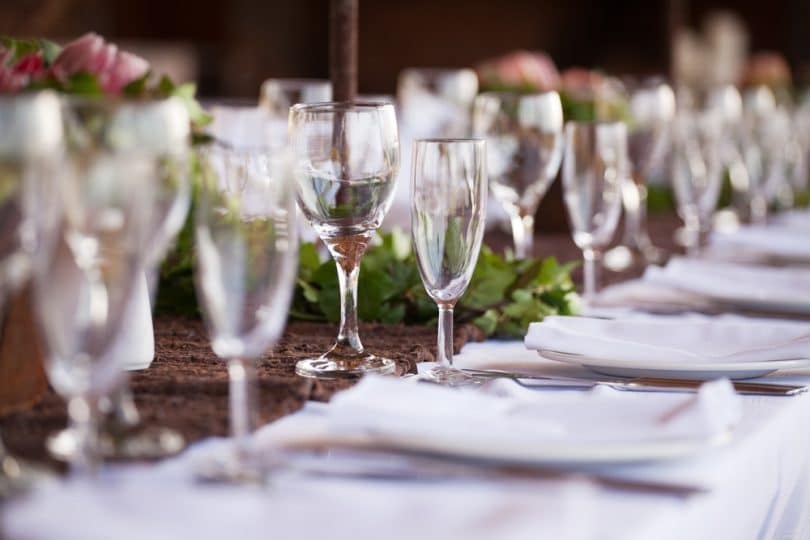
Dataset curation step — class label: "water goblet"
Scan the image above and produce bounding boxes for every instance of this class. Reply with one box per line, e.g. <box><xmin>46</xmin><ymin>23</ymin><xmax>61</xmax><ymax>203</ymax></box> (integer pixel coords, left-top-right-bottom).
<box><xmin>671</xmin><ymin>110</ymin><xmax>725</xmax><ymax>255</ymax></box>
<box><xmin>411</xmin><ymin>139</ymin><xmax>487</xmax><ymax>386</ymax></box>
<box><xmin>0</xmin><ymin>92</ymin><xmax>63</xmax><ymax>495</ymax></box>
<box><xmin>397</xmin><ymin>68</ymin><xmax>479</xmax><ymax>138</ymax></box>
<box><xmin>605</xmin><ymin>79</ymin><xmax>675</xmax><ymax>270</ymax></box>
<box><xmin>472</xmin><ymin>91</ymin><xmax>563</xmax><ymax>258</ymax></box>
<box><xmin>562</xmin><ymin>122</ymin><xmax>625</xmax><ymax>304</ymax></box>
<box><xmin>32</xmin><ymin>98</ymin><xmax>158</xmax><ymax>477</ymax></box>
<box><xmin>289</xmin><ymin>102</ymin><xmax>399</xmax><ymax>379</ymax></box>
<box><xmin>193</xmin><ymin>142</ymin><xmax>298</xmax><ymax>483</ymax></box>
<box><xmin>259</xmin><ymin>78</ymin><xmax>332</xmax><ymax>119</ymax></box>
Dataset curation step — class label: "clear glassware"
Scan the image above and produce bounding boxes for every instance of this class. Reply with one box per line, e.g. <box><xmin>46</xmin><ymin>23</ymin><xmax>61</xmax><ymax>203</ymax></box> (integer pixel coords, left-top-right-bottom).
<box><xmin>32</xmin><ymin>98</ymin><xmax>158</xmax><ymax>477</ymax></box>
<box><xmin>259</xmin><ymin>78</ymin><xmax>332</xmax><ymax>119</ymax></box>
<box><xmin>411</xmin><ymin>139</ymin><xmax>487</xmax><ymax>385</ymax></box>
<box><xmin>671</xmin><ymin>111</ymin><xmax>725</xmax><ymax>255</ymax></box>
<box><xmin>44</xmin><ymin>98</ymin><xmax>191</xmax><ymax>463</ymax></box>
<box><xmin>289</xmin><ymin>102</ymin><xmax>399</xmax><ymax>379</ymax></box>
<box><xmin>562</xmin><ymin>121</ymin><xmax>625</xmax><ymax>303</ymax></box>
<box><xmin>193</xmin><ymin>142</ymin><xmax>298</xmax><ymax>483</ymax></box>
<box><xmin>0</xmin><ymin>92</ymin><xmax>63</xmax><ymax>496</ymax></box>
<box><xmin>397</xmin><ymin>68</ymin><xmax>479</xmax><ymax>138</ymax></box>
<box><xmin>605</xmin><ymin>79</ymin><xmax>675</xmax><ymax>270</ymax></box>
<box><xmin>741</xmin><ymin>85</ymin><xmax>780</xmax><ymax>224</ymax></box>
<box><xmin>472</xmin><ymin>91</ymin><xmax>564</xmax><ymax>258</ymax></box>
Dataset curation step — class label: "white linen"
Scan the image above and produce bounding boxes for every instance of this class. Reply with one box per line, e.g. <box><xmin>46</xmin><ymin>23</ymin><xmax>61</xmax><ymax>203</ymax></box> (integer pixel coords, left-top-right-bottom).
<box><xmin>524</xmin><ymin>314</ymin><xmax>810</xmax><ymax>364</ymax></box>
<box><xmin>708</xmin><ymin>224</ymin><xmax>810</xmax><ymax>261</ymax></box>
<box><xmin>5</xmin><ymin>339</ymin><xmax>810</xmax><ymax>540</ymax></box>
<box><xmin>596</xmin><ymin>257</ymin><xmax>810</xmax><ymax>310</ymax></box>
<box><xmin>324</xmin><ymin>374</ymin><xmax>740</xmax><ymax>446</ymax></box>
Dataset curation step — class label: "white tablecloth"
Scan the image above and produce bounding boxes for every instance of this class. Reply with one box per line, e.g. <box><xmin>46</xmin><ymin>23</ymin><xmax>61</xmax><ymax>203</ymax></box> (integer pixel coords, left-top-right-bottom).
<box><xmin>5</xmin><ymin>341</ymin><xmax>810</xmax><ymax>540</ymax></box>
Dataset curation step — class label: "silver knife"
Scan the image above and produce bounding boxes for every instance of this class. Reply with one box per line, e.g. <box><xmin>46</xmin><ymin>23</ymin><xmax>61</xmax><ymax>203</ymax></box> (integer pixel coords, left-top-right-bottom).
<box><xmin>461</xmin><ymin>369</ymin><xmax>809</xmax><ymax>396</ymax></box>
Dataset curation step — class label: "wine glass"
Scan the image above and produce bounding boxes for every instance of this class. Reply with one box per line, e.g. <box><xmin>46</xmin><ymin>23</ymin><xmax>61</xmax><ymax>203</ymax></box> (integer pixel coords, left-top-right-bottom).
<box><xmin>289</xmin><ymin>102</ymin><xmax>399</xmax><ymax>379</ymax></box>
<box><xmin>0</xmin><ymin>92</ymin><xmax>63</xmax><ymax>495</ymax></box>
<box><xmin>32</xmin><ymin>98</ymin><xmax>158</xmax><ymax>476</ymax></box>
<box><xmin>411</xmin><ymin>139</ymin><xmax>487</xmax><ymax>385</ymax></box>
<box><xmin>741</xmin><ymin>85</ymin><xmax>779</xmax><ymax>224</ymax></box>
<box><xmin>562</xmin><ymin>121</ymin><xmax>625</xmax><ymax>303</ymax></box>
<box><xmin>671</xmin><ymin>110</ymin><xmax>725</xmax><ymax>255</ymax></box>
<box><xmin>472</xmin><ymin>91</ymin><xmax>564</xmax><ymax>258</ymax></box>
<box><xmin>193</xmin><ymin>141</ymin><xmax>298</xmax><ymax>483</ymax></box>
<box><xmin>259</xmin><ymin>78</ymin><xmax>332</xmax><ymax>119</ymax></box>
<box><xmin>397</xmin><ymin>68</ymin><xmax>478</xmax><ymax>138</ymax></box>
<box><xmin>605</xmin><ymin>79</ymin><xmax>675</xmax><ymax>270</ymax></box>
<box><xmin>43</xmin><ymin>98</ymin><xmax>192</xmax><ymax>463</ymax></box>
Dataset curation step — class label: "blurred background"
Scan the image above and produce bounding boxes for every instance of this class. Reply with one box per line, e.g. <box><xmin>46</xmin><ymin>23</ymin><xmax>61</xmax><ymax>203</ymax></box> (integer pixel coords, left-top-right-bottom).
<box><xmin>2</xmin><ymin>0</ymin><xmax>809</xmax><ymax>98</ymax></box>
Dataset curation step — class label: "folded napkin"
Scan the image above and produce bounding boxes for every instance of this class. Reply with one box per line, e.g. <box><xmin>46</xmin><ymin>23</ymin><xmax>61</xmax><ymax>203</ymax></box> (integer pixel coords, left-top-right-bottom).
<box><xmin>708</xmin><ymin>225</ymin><xmax>810</xmax><ymax>262</ymax></box>
<box><xmin>319</xmin><ymin>374</ymin><xmax>741</xmax><ymax>449</ymax></box>
<box><xmin>772</xmin><ymin>209</ymin><xmax>810</xmax><ymax>230</ymax></box>
<box><xmin>525</xmin><ymin>315</ymin><xmax>810</xmax><ymax>364</ymax></box>
<box><xmin>597</xmin><ymin>257</ymin><xmax>810</xmax><ymax>311</ymax></box>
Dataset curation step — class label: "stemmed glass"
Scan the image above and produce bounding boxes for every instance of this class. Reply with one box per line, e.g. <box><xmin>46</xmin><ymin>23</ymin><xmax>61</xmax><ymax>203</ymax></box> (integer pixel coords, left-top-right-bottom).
<box><xmin>45</xmin><ymin>98</ymin><xmax>191</xmax><ymax>462</ymax></box>
<box><xmin>605</xmin><ymin>79</ymin><xmax>675</xmax><ymax>270</ymax></box>
<box><xmin>290</xmin><ymin>102</ymin><xmax>399</xmax><ymax>379</ymax></box>
<box><xmin>397</xmin><ymin>68</ymin><xmax>479</xmax><ymax>138</ymax></box>
<box><xmin>32</xmin><ymin>98</ymin><xmax>158</xmax><ymax>476</ymax></box>
<box><xmin>0</xmin><ymin>92</ymin><xmax>63</xmax><ymax>495</ymax></box>
<box><xmin>411</xmin><ymin>139</ymin><xmax>487</xmax><ymax>385</ymax></box>
<box><xmin>472</xmin><ymin>91</ymin><xmax>564</xmax><ymax>258</ymax></box>
<box><xmin>671</xmin><ymin>111</ymin><xmax>724</xmax><ymax>255</ymax></box>
<box><xmin>193</xmin><ymin>141</ymin><xmax>298</xmax><ymax>483</ymax></box>
<box><xmin>741</xmin><ymin>85</ymin><xmax>780</xmax><ymax>224</ymax></box>
<box><xmin>562</xmin><ymin>121</ymin><xmax>625</xmax><ymax>304</ymax></box>
<box><xmin>259</xmin><ymin>79</ymin><xmax>332</xmax><ymax>119</ymax></box>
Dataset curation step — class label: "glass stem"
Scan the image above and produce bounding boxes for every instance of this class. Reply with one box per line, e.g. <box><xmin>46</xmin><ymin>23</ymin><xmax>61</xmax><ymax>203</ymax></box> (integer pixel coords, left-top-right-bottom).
<box><xmin>685</xmin><ymin>214</ymin><xmax>701</xmax><ymax>257</ymax></box>
<box><xmin>751</xmin><ymin>195</ymin><xmax>768</xmax><ymax>225</ymax></box>
<box><xmin>228</xmin><ymin>358</ymin><xmax>257</xmax><ymax>460</ymax></box>
<box><xmin>509</xmin><ymin>212</ymin><xmax>534</xmax><ymax>259</ymax></box>
<box><xmin>67</xmin><ymin>396</ymin><xmax>100</xmax><ymax>478</ymax></box>
<box><xmin>327</xmin><ymin>234</ymin><xmax>370</xmax><ymax>358</ymax></box>
<box><xmin>583</xmin><ymin>248</ymin><xmax>601</xmax><ymax>303</ymax></box>
<box><xmin>436</xmin><ymin>303</ymin><xmax>455</xmax><ymax>369</ymax></box>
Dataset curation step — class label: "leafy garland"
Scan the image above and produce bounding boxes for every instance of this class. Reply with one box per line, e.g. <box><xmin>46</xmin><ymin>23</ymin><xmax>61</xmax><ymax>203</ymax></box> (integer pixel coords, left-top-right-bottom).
<box><xmin>156</xmin><ymin>219</ymin><xmax>580</xmax><ymax>338</ymax></box>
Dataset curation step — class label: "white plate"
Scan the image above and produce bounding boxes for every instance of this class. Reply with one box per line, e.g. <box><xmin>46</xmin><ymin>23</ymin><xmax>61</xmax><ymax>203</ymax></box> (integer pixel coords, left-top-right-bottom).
<box><xmin>539</xmin><ymin>348</ymin><xmax>810</xmax><ymax>380</ymax></box>
<box><xmin>275</xmin><ymin>414</ymin><xmax>730</xmax><ymax>468</ymax></box>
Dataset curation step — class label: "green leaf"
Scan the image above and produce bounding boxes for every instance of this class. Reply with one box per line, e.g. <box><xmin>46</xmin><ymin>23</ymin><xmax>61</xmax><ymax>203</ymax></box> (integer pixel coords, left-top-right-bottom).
<box><xmin>122</xmin><ymin>71</ymin><xmax>151</xmax><ymax>97</ymax></box>
<box><xmin>64</xmin><ymin>72</ymin><xmax>103</xmax><ymax>96</ymax></box>
<box><xmin>39</xmin><ymin>39</ymin><xmax>61</xmax><ymax>65</ymax></box>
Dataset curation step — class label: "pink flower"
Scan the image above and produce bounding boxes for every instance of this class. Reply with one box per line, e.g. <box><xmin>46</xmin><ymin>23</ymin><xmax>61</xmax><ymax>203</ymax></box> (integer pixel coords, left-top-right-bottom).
<box><xmin>0</xmin><ymin>47</ymin><xmax>28</xmax><ymax>92</ymax></box>
<box><xmin>477</xmin><ymin>50</ymin><xmax>560</xmax><ymax>92</ymax></box>
<box><xmin>560</xmin><ymin>67</ymin><xmax>604</xmax><ymax>100</ymax></box>
<box><xmin>51</xmin><ymin>32</ymin><xmax>149</xmax><ymax>94</ymax></box>
<box><xmin>744</xmin><ymin>52</ymin><xmax>791</xmax><ymax>89</ymax></box>
<box><xmin>13</xmin><ymin>52</ymin><xmax>44</xmax><ymax>76</ymax></box>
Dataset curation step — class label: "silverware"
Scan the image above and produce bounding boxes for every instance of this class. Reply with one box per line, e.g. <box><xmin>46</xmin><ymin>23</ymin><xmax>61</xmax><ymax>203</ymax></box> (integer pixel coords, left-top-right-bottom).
<box><xmin>283</xmin><ymin>448</ymin><xmax>707</xmax><ymax>498</ymax></box>
<box><xmin>462</xmin><ymin>369</ymin><xmax>808</xmax><ymax>396</ymax></box>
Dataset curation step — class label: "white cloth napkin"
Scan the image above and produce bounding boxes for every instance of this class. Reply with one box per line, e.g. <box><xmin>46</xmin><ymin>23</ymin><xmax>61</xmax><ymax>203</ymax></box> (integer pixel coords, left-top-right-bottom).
<box><xmin>317</xmin><ymin>374</ymin><xmax>741</xmax><ymax>448</ymax></box>
<box><xmin>524</xmin><ymin>314</ymin><xmax>810</xmax><ymax>364</ymax></box>
<box><xmin>597</xmin><ymin>257</ymin><xmax>810</xmax><ymax>310</ymax></box>
<box><xmin>708</xmin><ymin>225</ymin><xmax>810</xmax><ymax>261</ymax></box>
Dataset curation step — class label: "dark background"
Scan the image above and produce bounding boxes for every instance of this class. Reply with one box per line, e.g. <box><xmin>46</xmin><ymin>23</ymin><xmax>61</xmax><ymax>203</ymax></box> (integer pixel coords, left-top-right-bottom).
<box><xmin>1</xmin><ymin>0</ymin><xmax>809</xmax><ymax>98</ymax></box>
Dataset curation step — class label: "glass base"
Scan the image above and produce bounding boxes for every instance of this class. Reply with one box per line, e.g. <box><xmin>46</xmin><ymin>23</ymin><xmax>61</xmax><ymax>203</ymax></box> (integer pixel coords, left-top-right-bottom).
<box><xmin>47</xmin><ymin>425</ymin><xmax>185</xmax><ymax>461</ymax></box>
<box><xmin>194</xmin><ymin>449</ymin><xmax>267</xmax><ymax>485</ymax></box>
<box><xmin>296</xmin><ymin>353</ymin><xmax>396</xmax><ymax>380</ymax></box>
<box><xmin>0</xmin><ymin>453</ymin><xmax>52</xmax><ymax>499</ymax></box>
<box><xmin>422</xmin><ymin>366</ymin><xmax>484</xmax><ymax>387</ymax></box>
<box><xmin>604</xmin><ymin>241</ymin><xmax>665</xmax><ymax>272</ymax></box>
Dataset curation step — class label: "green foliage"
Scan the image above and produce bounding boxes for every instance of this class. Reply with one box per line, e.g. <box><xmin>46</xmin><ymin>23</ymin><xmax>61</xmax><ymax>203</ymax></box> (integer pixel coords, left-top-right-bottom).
<box><xmin>647</xmin><ymin>184</ymin><xmax>675</xmax><ymax>214</ymax></box>
<box><xmin>1</xmin><ymin>37</ymin><xmax>61</xmax><ymax>65</ymax></box>
<box><xmin>287</xmin><ymin>229</ymin><xmax>580</xmax><ymax>338</ymax></box>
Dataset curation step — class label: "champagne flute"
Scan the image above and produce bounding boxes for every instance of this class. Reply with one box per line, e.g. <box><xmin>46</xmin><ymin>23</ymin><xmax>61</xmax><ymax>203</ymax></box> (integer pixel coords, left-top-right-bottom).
<box><xmin>606</xmin><ymin>79</ymin><xmax>675</xmax><ymax>270</ymax></box>
<box><xmin>0</xmin><ymin>92</ymin><xmax>63</xmax><ymax>496</ymax></box>
<box><xmin>741</xmin><ymin>85</ymin><xmax>779</xmax><ymax>224</ymax></box>
<box><xmin>671</xmin><ymin>110</ymin><xmax>724</xmax><ymax>255</ymax></box>
<box><xmin>289</xmin><ymin>102</ymin><xmax>399</xmax><ymax>379</ymax></box>
<box><xmin>472</xmin><ymin>91</ymin><xmax>564</xmax><ymax>258</ymax></box>
<box><xmin>411</xmin><ymin>139</ymin><xmax>487</xmax><ymax>385</ymax></box>
<box><xmin>193</xmin><ymin>142</ymin><xmax>298</xmax><ymax>483</ymax></box>
<box><xmin>562</xmin><ymin>121</ymin><xmax>625</xmax><ymax>303</ymax></box>
<box><xmin>32</xmin><ymin>97</ymin><xmax>157</xmax><ymax>477</ymax></box>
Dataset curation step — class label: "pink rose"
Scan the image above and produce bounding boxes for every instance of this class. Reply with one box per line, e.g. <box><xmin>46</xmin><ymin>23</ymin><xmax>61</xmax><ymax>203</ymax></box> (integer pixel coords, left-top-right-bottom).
<box><xmin>744</xmin><ymin>52</ymin><xmax>791</xmax><ymax>89</ymax></box>
<box><xmin>0</xmin><ymin>47</ymin><xmax>29</xmax><ymax>92</ymax></box>
<box><xmin>477</xmin><ymin>50</ymin><xmax>560</xmax><ymax>92</ymax></box>
<box><xmin>560</xmin><ymin>67</ymin><xmax>604</xmax><ymax>100</ymax></box>
<box><xmin>51</xmin><ymin>32</ymin><xmax>149</xmax><ymax>94</ymax></box>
